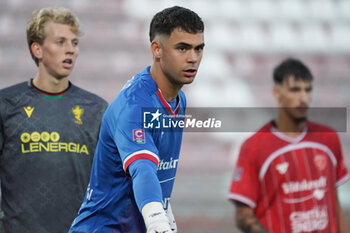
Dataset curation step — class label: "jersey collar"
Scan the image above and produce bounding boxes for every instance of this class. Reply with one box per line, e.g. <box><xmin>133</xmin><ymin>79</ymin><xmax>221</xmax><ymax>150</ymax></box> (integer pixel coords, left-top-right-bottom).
<box><xmin>30</xmin><ymin>79</ymin><xmax>72</xmax><ymax>98</ymax></box>
<box><xmin>142</xmin><ymin>66</ymin><xmax>181</xmax><ymax>118</ymax></box>
<box><xmin>270</xmin><ymin>124</ymin><xmax>307</xmax><ymax>144</ymax></box>
<box><xmin>156</xmin><ymin>89</ymin><xmax>180</xmax><ymax>118</ymax></box>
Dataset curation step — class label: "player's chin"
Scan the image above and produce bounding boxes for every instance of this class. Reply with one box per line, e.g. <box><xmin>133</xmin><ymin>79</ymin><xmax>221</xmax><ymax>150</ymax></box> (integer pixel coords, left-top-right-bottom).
<box><xmin>54</xmin><ymin>71</ymin><xmax>71</xmax><ymax>80</ymax></box>
<box><xmin>294</xmin><ymin>110</ymin><xmax>308</xmax><ymax>120</ymax></box>
<box><xmin>293</xmin><ymin>115</ymin><xmax>308</xmax><ymax>123</ymax></box>
<box><xmin>181</xmin><ymin>76</ymin><xmax>196</xmax><ymax>84</ymax></box>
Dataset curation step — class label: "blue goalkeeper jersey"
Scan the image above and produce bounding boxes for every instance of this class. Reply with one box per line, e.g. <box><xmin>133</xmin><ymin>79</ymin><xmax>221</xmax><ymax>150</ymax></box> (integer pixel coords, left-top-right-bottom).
<box><xmin>69</xmin><ymin>66</ymin><xmax>186</xmax><ymax>233</ymax></box>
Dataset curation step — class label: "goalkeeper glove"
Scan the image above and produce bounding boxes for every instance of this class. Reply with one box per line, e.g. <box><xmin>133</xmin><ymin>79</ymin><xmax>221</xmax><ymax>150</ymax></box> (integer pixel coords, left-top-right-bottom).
<box><xmin>165</xmin><ymin>203</ymin><xmax>177</xmax><ymax>233</ymax></box>
<box><xmin>142</xmin><ymin>202</ymin><xmax>172</xmax><ymax>233</ymax></box>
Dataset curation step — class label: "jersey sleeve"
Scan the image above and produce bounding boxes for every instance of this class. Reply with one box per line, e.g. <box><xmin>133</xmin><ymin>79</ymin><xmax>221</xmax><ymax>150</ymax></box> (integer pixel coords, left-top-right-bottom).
<box><xmin>331</xmin><ymin>132</ymin><xmax>349</xmax><ymax>186</ymax></box>
<box><xmin>110</xmin><ymin>100</ymin><xmax>159</xmax><ymax>175</ymax></box>
<box><xmin>128</xmin><ymin>159</ymin><xmax>163</xmax><ymax>211</ymax></box>
<box><xmin>228</xmin><ymin>138</ymin><xmax>260</xmax><ymax>208</ymax></box>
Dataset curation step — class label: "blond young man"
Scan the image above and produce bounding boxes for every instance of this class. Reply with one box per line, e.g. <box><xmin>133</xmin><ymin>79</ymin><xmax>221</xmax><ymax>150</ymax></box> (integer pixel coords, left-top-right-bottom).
<box><xmin>0</xmin><ymin>7</ymin><xmax>107</xmax><ymax>233</ymax></box>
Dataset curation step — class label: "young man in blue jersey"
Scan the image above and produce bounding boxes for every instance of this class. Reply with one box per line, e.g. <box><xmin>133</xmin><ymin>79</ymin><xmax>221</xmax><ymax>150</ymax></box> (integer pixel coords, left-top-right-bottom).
<box><xmin>69</xmin><ymin>6</ymin><xmax>205</xmax><ymax>233</ymax></box>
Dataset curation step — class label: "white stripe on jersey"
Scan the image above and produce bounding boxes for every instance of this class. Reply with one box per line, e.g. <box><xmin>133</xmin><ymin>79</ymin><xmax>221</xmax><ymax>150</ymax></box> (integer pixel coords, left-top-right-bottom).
<box><xmin>159</xmin><ymin>177</ymin><xmax>175</xmax><ymax>184</ymax></box>
<box><xmin>123</xmin><ymin>149</ymin><xmax>159</xmax><ymax>170</ymax></box>
<box><xmin>336</xmin><ymin>173</ymin><xmax>350</xmax><ymax>187</ymax></box>
<box><xmin>228</xmin><ymin>193</ymin><xmax>256</xmax><ymax>208</ymax></box>
<box><xmin>259</xmin><ymin>141</ymin><xmax>337</xmax><ymax>180</ymax></box>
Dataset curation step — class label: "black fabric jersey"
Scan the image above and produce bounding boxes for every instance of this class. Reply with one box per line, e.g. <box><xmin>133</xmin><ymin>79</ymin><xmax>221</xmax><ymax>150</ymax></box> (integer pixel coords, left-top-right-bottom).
<box><xmin>0</xmin><ymin>80</ymin><xmax>108</xmax><ymax>233</ymax></box>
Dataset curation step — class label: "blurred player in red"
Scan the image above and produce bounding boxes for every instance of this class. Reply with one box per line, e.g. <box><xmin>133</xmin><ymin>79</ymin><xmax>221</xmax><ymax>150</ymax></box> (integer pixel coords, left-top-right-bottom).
<box><xmin>228</xmin><ymin>58</ymin><xmax>349</xmax><ymax>233</ymax></box>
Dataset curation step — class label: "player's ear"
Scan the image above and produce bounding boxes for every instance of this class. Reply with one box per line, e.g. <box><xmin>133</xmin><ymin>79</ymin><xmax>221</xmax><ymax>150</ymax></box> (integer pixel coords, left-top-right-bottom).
<box><xmin>273</xmin><ymin>85</ymin><xmax>281</xmax><ymax>101</ymax></box>
<box><xmin>151</xmin><ymin>40</ymin><xmax>162</xmax><ymax>59</ymax></box>
<box><xmin>31</xmin><ymin>42</ymin><xmax>43</xmax><ymax>59</ymax></box>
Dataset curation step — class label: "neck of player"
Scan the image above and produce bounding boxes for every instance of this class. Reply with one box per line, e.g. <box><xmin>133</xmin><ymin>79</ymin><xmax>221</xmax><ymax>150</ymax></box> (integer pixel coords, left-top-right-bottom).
<box><xmin>150</xmin><ymin>65</ymin><xmax>181</xmax><ymax>101</ymax></box>
<box><xmin>33</xmin><ymin>68</ymin><xmax>69</xmax><ymax>93</ymax></box>
<box><xmin>275</xmin><ymin>110</ymin><xmax>306</xmax><ymax>138</ymax></box>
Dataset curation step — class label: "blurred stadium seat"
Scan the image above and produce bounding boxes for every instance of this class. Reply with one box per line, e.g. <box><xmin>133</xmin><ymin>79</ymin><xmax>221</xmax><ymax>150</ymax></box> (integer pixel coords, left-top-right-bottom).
<box><xmin>278</xmin><ymin>0</ymin><xmax>308</xmax><ymax>22</ymax></box>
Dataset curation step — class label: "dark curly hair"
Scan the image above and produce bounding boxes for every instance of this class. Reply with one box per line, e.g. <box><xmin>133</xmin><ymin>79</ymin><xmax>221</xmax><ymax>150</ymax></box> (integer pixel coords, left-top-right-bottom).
<box><xmin>273</xmin><ymin>58</ymin><xmax>313</xmax><ymax>84</ymax></box>
<box><xmin>149</xmin><ymin>6</ymin><xmax>204</xmax><ymax>42</ymax></box>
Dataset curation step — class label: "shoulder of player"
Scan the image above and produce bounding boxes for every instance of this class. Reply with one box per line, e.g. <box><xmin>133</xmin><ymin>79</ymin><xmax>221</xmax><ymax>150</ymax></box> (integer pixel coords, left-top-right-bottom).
<box><xmin>104</xmin><ymin>76</ymin><xmax>154</xmax><ymax>124</ymax></box>
<box><xmin>70</xmin><ymin>84</ymin><xmax>108</xmax><ymax>107</ymax></box>
<box><xmin>241</xmin><ymin>122</ymin><xmax>272</xmax><ymax>148</ymax></box>
<box><xmin>0</xmin><ymin>81</ymin><xmax>29</xmax><ymax>97</ymax></box>
<box><xmin>306</xmin><ymin>121</ymin><xmax>341</xmax><ymax>146</ymax></box>
<box><xmin>0</xmin><ymin>81</ymin><xmax>31</xmax><ymax>107</ymax></box>
<box><xmin>119</xmin><ymin>76</ymin><xmax>154</xmax><ymax>105</ymax></box>
<box><xmin>110</xmin><ymin>87</ymin><xmax>152</xmax><ymax>114</ymax></box>
<box><xmin>241</xmin><ymin>133</ymin><xmax>261</xmax><ymax>149</ymax></box>
<box><xmin>306</xmin><ymin>120</ymin><xmax>336</xmax><ymax>133</ymax></box>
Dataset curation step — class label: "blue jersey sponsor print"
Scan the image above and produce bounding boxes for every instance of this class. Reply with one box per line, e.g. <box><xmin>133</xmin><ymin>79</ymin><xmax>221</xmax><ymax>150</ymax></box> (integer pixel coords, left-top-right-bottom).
<box><xmin>69</xmin><ymin>67</ymin><xmax>186</xmax><ymax>233</ymax></box>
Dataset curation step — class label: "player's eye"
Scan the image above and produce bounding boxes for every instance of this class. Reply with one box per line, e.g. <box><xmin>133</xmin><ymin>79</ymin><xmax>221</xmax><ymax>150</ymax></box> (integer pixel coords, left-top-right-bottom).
<box><xmin>306</xmin><ymin>87</ymin><xmax>312</xmax><ymax>92</ymax></box>
<box><xmin>177</xmin><ymin>46</ymin><xmax>186</xmax><ymax>52</ymax></box>
<box><xmin>72</xmin><ymin>40</ymin><xmax>79</xmax><ymax>47</ymax></box>
<box><xmin>195</xmin><ymin>46</ymin><xmax>204</xmax><ymax>52</ymax></box>
<box><xmin>57</xmin><ymin>40</ymin><xmax>64</xmax><ymax>45</ymax></box>
<box><xmin>289</xmin><ymin>87</ymin><xmax>300</xmax><ymax>92</ymax></box>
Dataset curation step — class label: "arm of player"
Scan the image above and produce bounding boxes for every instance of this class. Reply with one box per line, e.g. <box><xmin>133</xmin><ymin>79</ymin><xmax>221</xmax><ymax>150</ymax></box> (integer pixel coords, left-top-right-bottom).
<box><xmin>233</xmin><ymin>201</ymin><xmax>269</xmax><ymax>233</ymax></box>
<box><xmin>128</xmin><ymin>159</ymin><xmax>172</xmax><ymax>233</ymax></box>
<box><xmin>336</xmin><ymin>191</ymin><xmax>348</xmax><ymax>233</ymax></box>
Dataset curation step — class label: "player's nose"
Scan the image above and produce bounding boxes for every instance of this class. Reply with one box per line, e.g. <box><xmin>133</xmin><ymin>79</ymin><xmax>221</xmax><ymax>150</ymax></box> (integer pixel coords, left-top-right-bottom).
<box><xmin>186</xmin><ymin>49</ymin><xmax>198</xmax><ymax>63</ymax></box>
<box><xmin>300</xmin><ymin>90</ymin><xmax>311</xmax><ymax>105</ymax></box>
<box><xmin>65</xmin><ymin>42</ymin><xmax>77</xmax><ymax>54</ymax></box>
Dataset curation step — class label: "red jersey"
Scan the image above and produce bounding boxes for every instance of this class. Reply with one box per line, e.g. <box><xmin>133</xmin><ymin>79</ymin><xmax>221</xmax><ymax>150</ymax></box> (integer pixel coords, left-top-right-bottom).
<box><xmin>228</xmin><ymin>121</ymin><xmax>349</xmax><ymax>233</ymax></box>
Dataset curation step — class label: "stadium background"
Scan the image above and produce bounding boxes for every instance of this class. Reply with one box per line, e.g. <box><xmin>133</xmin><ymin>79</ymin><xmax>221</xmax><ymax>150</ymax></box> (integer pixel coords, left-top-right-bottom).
<box><xmin>1</xmin><ymin>0</ymin><xmax>349</xmax><ymax>232</ymax></box>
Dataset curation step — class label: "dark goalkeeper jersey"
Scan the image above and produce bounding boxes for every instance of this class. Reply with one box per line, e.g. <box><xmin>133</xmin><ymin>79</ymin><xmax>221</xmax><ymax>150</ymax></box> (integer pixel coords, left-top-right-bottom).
<box><xmin>0</xmin><ymin>80</ymin><xmax>108</xmax><ymax>233</ymax></box>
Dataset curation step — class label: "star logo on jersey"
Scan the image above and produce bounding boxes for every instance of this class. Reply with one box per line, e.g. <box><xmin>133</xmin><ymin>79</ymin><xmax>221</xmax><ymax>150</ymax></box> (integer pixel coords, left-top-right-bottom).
<box><xmin>143</xmin><ymin>109</ymin><xmax>162</xmax><ymax>129</ymax></box>
<box><xmin>72</xmin><ymin>105</ymin><xmax>84</xmax><ymax>125</ymax></box>
<box><xmin>151</xmin><ymin>109</ymin><xmax>162</xmax><ymax>122</ymax></box>
<box><xmin>314</xmin><ymin>154</ymin><xmax>326</xmax><ymax>170</ymax></box>
<box><xmin>24</xmin><ymin>106</ymin><xmax>34</xmax><ymax>118</ymax></box>
<box><xmin>276</xmin><ymin>162</ymin><xmax>289</xmax><ymax>175</ymax></box>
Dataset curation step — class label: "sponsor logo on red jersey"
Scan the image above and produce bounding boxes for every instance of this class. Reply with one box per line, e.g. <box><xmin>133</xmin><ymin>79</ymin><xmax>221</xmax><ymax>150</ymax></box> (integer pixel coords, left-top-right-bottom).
<box><xmin>290</xmin><ymin>205</ymin><xmax>328</xmax><ymax>232</ymax></box>
<box><xmin>282</xmin><ymin>176</ymin><xmax>326</xmax><ymax>195</ymax></box>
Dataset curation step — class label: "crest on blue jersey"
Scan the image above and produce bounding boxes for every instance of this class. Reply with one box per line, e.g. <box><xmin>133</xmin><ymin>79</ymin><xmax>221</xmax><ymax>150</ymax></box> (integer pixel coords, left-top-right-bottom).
<box><xmin>133</xmin><ymin>129</ymin><xmax>145</xmax><ymax>143</ymax></box>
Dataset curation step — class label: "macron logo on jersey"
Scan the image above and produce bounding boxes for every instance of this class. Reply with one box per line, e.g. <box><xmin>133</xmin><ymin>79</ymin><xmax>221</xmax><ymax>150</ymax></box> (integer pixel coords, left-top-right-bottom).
<box><xmin>24</xmin><ymin>106</ymin><xmax>35</xmax><ymax>118</ymax></box>
<box><xmin>158</xmin><ymin>157</ymin><xmax>178</xmax><ymax>171</ymax></box>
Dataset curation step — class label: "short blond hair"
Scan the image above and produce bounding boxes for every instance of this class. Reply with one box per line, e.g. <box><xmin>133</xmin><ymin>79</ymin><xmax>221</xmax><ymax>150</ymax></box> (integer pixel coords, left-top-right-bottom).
<box><xmin>26</xmin><ymin>7</ymin><xmax>82</xmax><ymax>66</ymax></box>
